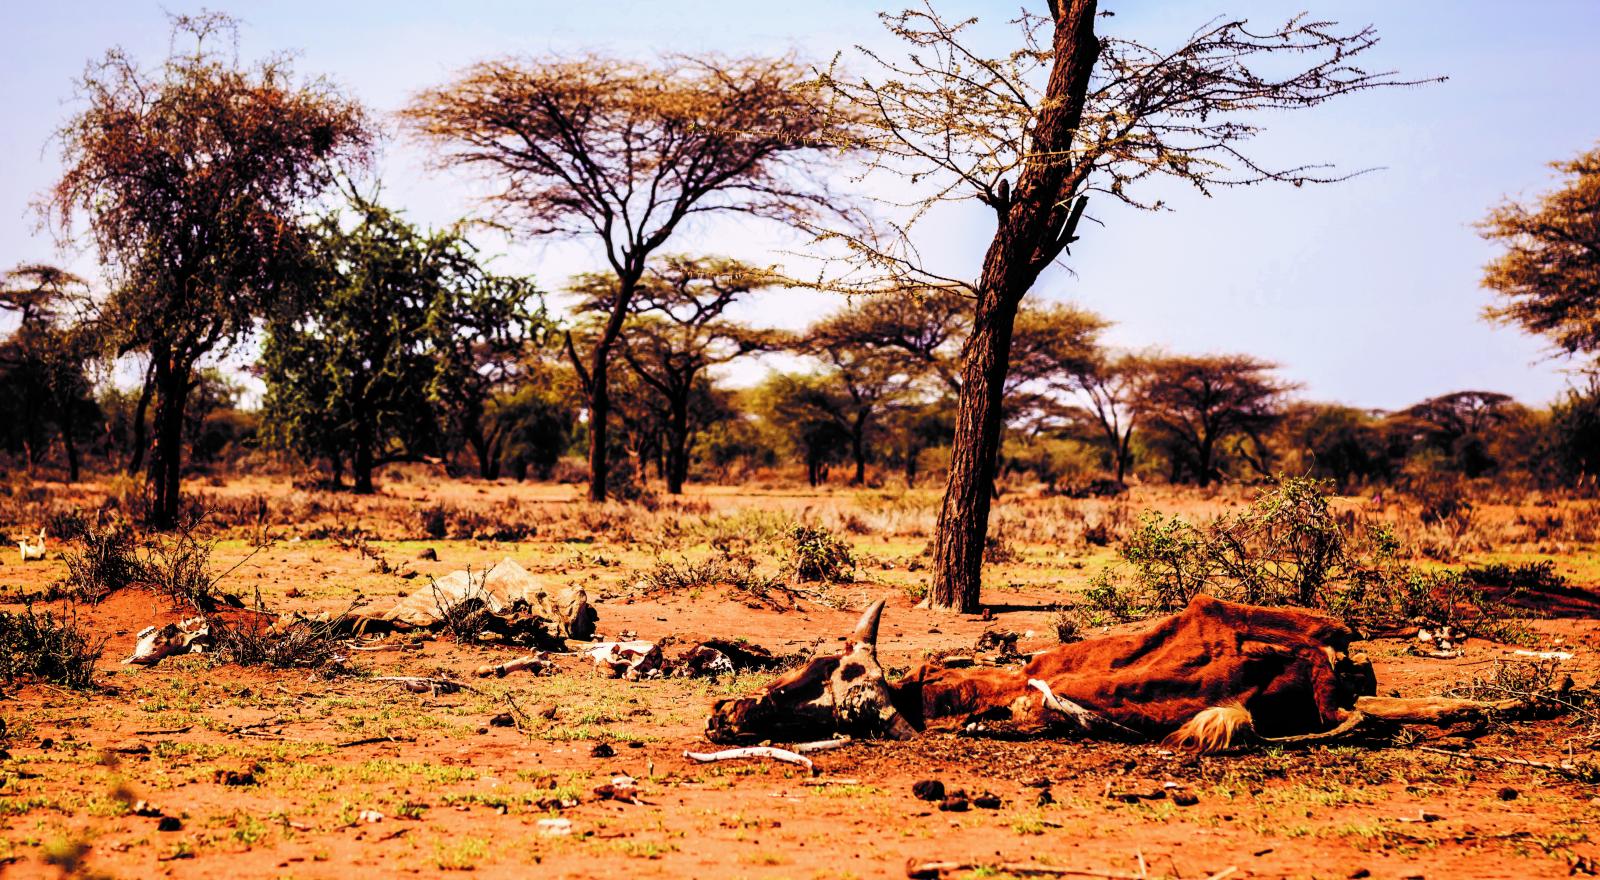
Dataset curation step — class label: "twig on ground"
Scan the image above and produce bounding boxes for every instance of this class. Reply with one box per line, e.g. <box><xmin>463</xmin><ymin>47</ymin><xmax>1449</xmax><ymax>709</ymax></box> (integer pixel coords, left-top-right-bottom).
<box><xmin>1415</xmin><ymin>745</ymin><xmax>1582</xmax><ymax>776</ymax></box>
<box><xmin>905</xmin><ymin>860</ymin><xmax>1142</xmax><ymax>879</ymax></box>
<box><xmin>335</xmin><ymin>735</ymin><xmax>417</xmax><ymax>748</ymax></box>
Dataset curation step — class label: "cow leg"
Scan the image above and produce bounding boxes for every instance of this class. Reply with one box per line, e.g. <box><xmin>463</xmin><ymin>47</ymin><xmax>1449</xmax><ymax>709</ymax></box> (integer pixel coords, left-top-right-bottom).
<box><xmin>1163</xmin><ymin>705</ymin><xmax>1255</xmax><ymax>753</ymax></box>
<box><xmin>1354</xmin><ymin>696</ymin><xmax>1528</xmax><ymax>725</ymax></box>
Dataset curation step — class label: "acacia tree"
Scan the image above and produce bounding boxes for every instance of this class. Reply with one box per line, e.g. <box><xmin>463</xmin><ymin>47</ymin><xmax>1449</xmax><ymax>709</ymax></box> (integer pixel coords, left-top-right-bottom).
<box><xmin>1480</xmin><ymin>144</ymin><xmax>1600</xmax><ymax>355</ymax></box>
<box><xmin>575</xmin><ymin>256</ymin><xmax>780</xmax><ymax>494</ymax></box>
<box><xmin>261</xmin><ymin>198</ymin><xmax>534</xmax><ymax>493</ymax></box>
<box><xmin>44</xmin><ymin>13</ymin><xmax>372</xmax><ymax>525</ymax></box>
<box><xmin>405</xmin><ymin>55</ymin><xmax>855</xmax><ymax>501</ymax></box>
<box><xmin>1058</xmin><ymin>350</ymin><xmax>1149</xmax><ymax>484</ymax></box>
<box><xmin>0</xmin><ymin>264</ymin><xmax>100</xmax><ymax>481</ymax></box>
<box><xmin>1136</xmin><ymin>354</ymin><xmax>1291</xmax><ymax>487</ymax></box>
<box><xmin>808</xmin><ymin>2</ymin><xmax>1427</xmax><ymax>610</ymax></box>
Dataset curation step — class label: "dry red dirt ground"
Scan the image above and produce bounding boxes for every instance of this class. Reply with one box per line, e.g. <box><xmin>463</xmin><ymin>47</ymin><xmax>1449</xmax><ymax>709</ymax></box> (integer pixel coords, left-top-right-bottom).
<box><xmin>2</xmin><ymin>477</ymin><xmax>1598</xmax><ymax>879</ymax></box>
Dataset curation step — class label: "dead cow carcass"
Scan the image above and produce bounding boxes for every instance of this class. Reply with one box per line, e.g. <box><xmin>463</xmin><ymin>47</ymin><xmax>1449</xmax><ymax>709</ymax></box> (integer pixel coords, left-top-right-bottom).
<box><xmin>707</xmin><ymin>595</ymin><xmax>1517</xmax><ymax>752</ymax></box>
<box><xmin>347</xmin><ymin>557</ymin><xmax>596</xmax><ymax>648</ymax></box>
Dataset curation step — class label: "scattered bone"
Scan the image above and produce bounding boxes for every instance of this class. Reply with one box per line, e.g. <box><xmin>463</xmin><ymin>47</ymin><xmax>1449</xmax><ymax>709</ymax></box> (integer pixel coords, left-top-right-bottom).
<box><xmin>17</xmin><ymin>528</ymin><xmax>46</xmax><ymax>562</ymax></box>
<box><xmin>536</xmin><ymin>818</ymin><xmax>572</xmax><ymax>837</ymax></box>
<box><xmin>1513</xmin><ymin>649</ymin><xmax>1574</xmax><ymax>660</ymax></box>
<box><xmin>356</xmin><ymin>809</ymin><xmax>384</xmax><ymax>824</ymax></box>
<box><xmin>475</xmin><ymin>652</ymin><xmax>555</xmax><ymax>678</ymax></box>
<box><xmin>588</xmin><ymin>641</ymin><xmax>663</xmax><ymax>680</ymax></box>
<box><xmin>1413</xmin><ymin>626</ymin><xmax>1463</xmax><ymax>659</ymax></box>
<box><xmin>346</xmin><ymin>558</ymin><xmax>596</xmax><ymax>646</ymax></box>
<box><xmin>683</xmin><ymin>746</ymin><xmax>816</xmax><ymax>774</ymax></box>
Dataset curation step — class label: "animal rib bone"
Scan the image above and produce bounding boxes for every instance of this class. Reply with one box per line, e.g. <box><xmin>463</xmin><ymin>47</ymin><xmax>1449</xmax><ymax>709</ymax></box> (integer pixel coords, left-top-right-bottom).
<box><xmin>682</xmin><ymin>746</ymin><xmax>815</xmax><ymax>774</ymax></box>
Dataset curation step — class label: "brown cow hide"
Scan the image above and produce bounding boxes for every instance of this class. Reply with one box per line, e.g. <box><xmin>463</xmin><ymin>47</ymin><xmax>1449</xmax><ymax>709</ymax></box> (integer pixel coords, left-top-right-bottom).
<box><xmin>908</xmin><ymin>595</ymin><xmax>1373</xmax><ymax>738</ymax></box>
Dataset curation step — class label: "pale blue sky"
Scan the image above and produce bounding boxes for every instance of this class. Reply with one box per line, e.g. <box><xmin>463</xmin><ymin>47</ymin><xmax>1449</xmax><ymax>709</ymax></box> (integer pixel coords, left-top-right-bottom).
<box><xmin>3</xmin><ymin>1</ymin><xmax>1597</xmax><ymax>409</ymax></box>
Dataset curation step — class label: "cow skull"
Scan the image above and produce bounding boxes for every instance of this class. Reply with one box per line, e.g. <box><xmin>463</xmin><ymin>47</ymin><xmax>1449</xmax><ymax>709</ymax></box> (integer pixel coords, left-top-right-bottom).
<box><xmin>707</xmin><ymin>599</ymin><xmax>916</xmax><ymax>744</ymax></box>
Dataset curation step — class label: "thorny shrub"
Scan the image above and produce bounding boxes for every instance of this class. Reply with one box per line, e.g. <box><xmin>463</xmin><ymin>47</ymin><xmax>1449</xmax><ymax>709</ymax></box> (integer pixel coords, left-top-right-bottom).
<box><xmin>59</xmin><ymin>520</ymin><xmax>146</xmax><ymax>600</ymax></box>
<box><xmin>0</xmin><ymin>603</ymin><xmax>105</xmax><ymax>690</ymax></box>
<box><xmin>787</xmin><ymin>525</ymin><xmax>855</xmax><ymax>584</ymax></box>
<box><xmin>211</xmin><ymin>605</ymin><xmax>354</xmax><ymax>675</ymax></box>
<box><xmin>1083</xmin><ymin>475</ymin><xmax>1529</xmax><ymax>639</ymax></box>
<box><xmin>641</xmin><ymin>552</ymin><xmax>793</xmax><ymax>608</ymax></box>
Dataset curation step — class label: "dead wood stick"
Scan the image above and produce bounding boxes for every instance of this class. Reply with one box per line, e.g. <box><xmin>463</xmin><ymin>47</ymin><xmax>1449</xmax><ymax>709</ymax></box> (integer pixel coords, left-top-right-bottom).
<box><xmin>906</xmin><ymin>860</ymin><xmax>1141</xmax><ymax>879</ymax></box>
<box><xmin>793</xmin><ymin>738</ymin><xmax>851</xmax><ymax>753</ymax></box>
<box><xmin>682</xmin><ymin>746</ymin><xmax>815</xmax><ymax>774</ymax></box>
<box><xmin>1415</xmin><ymin>746</ymin><xmax>1580</xmax><ymax>775</ymax></box>
<box><xmin>335</xmin><ymin>735</ymin><xmax>417</xmax><ymax>748</ymax></box>
<box><xmin>132</xmin><ymin>726</ymin><xmax>192</xmax><ymax>736</ymax></box>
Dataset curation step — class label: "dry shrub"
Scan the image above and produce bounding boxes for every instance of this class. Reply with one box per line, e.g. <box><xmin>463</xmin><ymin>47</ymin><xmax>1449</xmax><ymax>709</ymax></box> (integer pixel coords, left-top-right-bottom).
<box><xmin>0</xmin><ymin>603</ymin><xmax>105</xmax><ymax>690</ymax></box>
<box><xmin>59</xmin><ymin>520</ymin><xmax>145</xmax><ymax>601</ymax></box>
<box><xmin>1082</xmin><ymin>475</ymin><xmax>1527</xmax><ymax>639</ymax></box>
<box><xmin>210</xmin><ymin>609</ymin><xmax>352</xmax><ymax>674</ymax></box>
<box><xmin>787</xmin><ymin>525</ymin><xmax>855</xmax><ymax>584</ymax></box>
<box><xmin>641</xmin><ymin>552</ymin><xmax>791</xmax><ymax>607</ymax></box>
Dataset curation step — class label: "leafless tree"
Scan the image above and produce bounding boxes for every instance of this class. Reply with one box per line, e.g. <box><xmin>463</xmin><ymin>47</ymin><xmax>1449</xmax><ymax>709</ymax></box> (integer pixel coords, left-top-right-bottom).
<box><xmin>806</xmin><ymin>0</ymin><xmax>1434</xmax><ymax>610</ymax></box>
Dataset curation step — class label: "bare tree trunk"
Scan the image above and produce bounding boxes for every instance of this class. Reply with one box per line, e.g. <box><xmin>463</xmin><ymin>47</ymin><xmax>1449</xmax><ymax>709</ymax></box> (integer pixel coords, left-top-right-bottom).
<box><xmin>928</xmin><ymin>0</ymin><xmax>1101</xmax><ymax>612</ymax></box>
<box><xmin>61</xmin><ymin>400</ymin><xmax>80</xmax><ymax>483</ymax></box>
<box><xmin>666</xmin><ymin>394</ymin><xmax>689</xmax><ymax>495</ymax></box>
<box><xmin>850</xmin><ymin>419</ymin><xmax>868</xmax><ymax>486</ymax></box>
<box><xmin>149</xmin><ymin>359</ymin><xmax>189</xmax><ymax>528</ymax></box>
<box><xmin>930</xmin><ymin>293</ymin><xmax>1020</xmax><ymax>611</ymax></box>
<box><xmin>126</xmin><ymin>363</ymin><xmax>155</xmax><ymax>476</ymax></box>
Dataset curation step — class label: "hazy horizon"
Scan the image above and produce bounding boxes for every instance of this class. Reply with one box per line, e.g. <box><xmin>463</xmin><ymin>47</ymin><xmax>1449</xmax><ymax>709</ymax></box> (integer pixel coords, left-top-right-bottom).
<box><xmin>4</xmin><ymin>1</ymin><xmax>1598</xmax><ymax>410</ymax></box>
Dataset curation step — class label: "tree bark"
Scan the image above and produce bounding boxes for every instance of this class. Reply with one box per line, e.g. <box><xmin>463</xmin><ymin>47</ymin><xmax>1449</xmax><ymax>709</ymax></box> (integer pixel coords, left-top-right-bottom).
<box><xmin>148</xmin><ymin>359</ymin><xmax>190</xmax><ymax>528</ymax></box>
<box><xmin>353</xmin><ymin>405</ymin><xmax>376</xmax><ymax>494</ymax></box>
<box><xmin>126</xmin><ymin>363</ymin><xmax>155</xmax><ymax>476</ymax></box>
<box><xmin>666</xmin><ymin>394</ymin><xmax>690</xmax><ymax>495</ymax></box>
<box><xmin>930</xmin><ymin>293</ymin><xmax>1020</xmax><ymax>611</ymax></box>
<box><xmin>61</xmin><ymin>401</ymin><xmax>80</xmax><ymax>483</ymax></box>
<box><xmin>578</xmin><ymin>271</ymin><xmax>641</xmax><ymax>503</ymax></box>
<box><xmin>928</xmin><ymin>0</ymin><xmax>1101</xmax><ymax>612</ymax></box>
<box><xmin>850</xmin><ymin>419</ymin><xmax>868</xmax><ymax>486</ymax></box>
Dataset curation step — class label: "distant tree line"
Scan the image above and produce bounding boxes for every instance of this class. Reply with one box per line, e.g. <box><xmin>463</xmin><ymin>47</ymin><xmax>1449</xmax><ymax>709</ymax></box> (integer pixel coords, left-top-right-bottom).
<box><xmin>5</xmin><ymin>5</ymin><xmax>1599</xmax><ymax>615</ymax></box>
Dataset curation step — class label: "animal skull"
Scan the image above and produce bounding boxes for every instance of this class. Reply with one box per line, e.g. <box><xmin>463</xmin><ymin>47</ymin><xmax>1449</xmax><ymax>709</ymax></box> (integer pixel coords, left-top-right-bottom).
<box><xmin>126</xmin><ymin>618</ymin><xmax>213</xmax><ymax>666</ymax></box>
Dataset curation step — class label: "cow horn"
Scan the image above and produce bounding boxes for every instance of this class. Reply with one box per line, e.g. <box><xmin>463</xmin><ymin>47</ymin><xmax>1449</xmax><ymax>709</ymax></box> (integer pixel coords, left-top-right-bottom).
<box><xmin>851</xmin><ymin>599</ymin><xmax>887</xmax><ymax>647</ymax></box>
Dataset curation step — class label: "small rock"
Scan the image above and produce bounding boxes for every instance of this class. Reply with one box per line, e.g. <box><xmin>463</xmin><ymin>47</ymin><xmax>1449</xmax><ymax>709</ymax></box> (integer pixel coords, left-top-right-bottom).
<box><xmin>1497</xmin><ymin>786</ymin><xmax>1519</xmax><ymax>801</ymax></box>
<box><xmin>357</xmin><ymin>809</ymin><xmax>384</xmax><ymax>824</ymax></box>
<box><xmin>938</xmin><ymin>796</ymin><xmax>969</xmax><ymax>812</ymax></box>
<box><xmin>627</xmin><ymin>740</ymin><xmax>645</xmax><ymax>749</ymax></box>
<box><xmin>156</xmin><ymin>817</ymin><xmax>182</xmax><ymax>832</ymax></box>
<box><xmin>1035</xmin><ymin>789</ymin><xmax>1055</xmax><ymax>807</ymax></box>
<box><xmin>488</xmin><ymin>713</ymin><xmax>516</xmax><ymax>728</ymax></box>
<box><xmin>911</xmin><ymin>780</ymin><xmax>945</xmax><ymax>801</ymax></box>
<box><xmin>972</xmin><ymin>793</ymin><xmax>1002</xmax><ymax>809</ymax></box>
<box><xmin>1348</xmin><ymin>870</ymin><xmax>1370</xmax><ymax>879</ymax></box>
<box><xmin>590</xmin><ymin>742</ymin><xmax>616</xmax><ymax>758</ymax></box>
<box><xmin>419</xmin><ymin>548</ymin><xmax>438</xmax><ymax>561</ymax></box>
<box><xmin>132</xmin><ymin>800</ymin><xmax>163</xmax><ymax>817</ymax></box>
<box><xmin>534</xmin><ymin>703</ymin><xmax>559</xmax><ymax>720</ymax></box>
<box><xmin>1171</xmin><ymin>789</ymin><xmax>1200</xmax><ymax>807</ymax></box>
